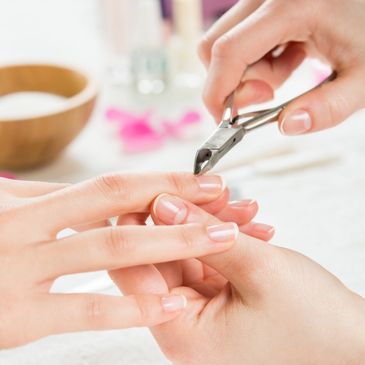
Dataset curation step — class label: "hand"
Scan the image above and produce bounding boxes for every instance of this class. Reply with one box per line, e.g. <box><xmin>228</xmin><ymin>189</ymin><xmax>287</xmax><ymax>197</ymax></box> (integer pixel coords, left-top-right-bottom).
<box><xmin>113</xmin><ymin>194</ymin><xmax>365</xmax><ymax>365</ymax></box>
<box><xmin>199</xmin><ymin>0</ymin><xmax>365</xmax><ymax>135</ymax></box>
<box><xmin>0</xmin><ymin>173</ymin><xmax>251</xmax><ymax>348</ymax></box>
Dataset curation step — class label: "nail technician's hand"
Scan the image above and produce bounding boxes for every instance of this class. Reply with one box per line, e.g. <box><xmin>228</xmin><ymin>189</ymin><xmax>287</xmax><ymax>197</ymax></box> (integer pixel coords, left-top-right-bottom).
<box><xmin>199</xmin><ymin>0</ymin><xmax>365</xmax><ymax>135</ymax></box>
<box><xmin>113</xmin><ymin>194</ymin><xmax>365</xmax><ymax>365</ymax></box>
<box><xmin>0</xmin><ymin>173</ymin><xmax>247</xmax><ymax>348</ymax></box>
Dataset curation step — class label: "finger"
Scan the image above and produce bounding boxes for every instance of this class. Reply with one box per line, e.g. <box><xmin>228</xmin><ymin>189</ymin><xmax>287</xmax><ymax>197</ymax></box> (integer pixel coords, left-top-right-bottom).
<box><xmin>215</xmin><ymin>200</ymin><xmax>258</xmax><ymax>226</ymax></box>
<box><xmin>112</xmin><ymin>211</ymin><xmax>176</xmax><ymax>295</ymax></box>
<box><xmin>233</xmin><ymin>79</ymin><xmax>274</xmax><ymax>109</ymax></box>
<box><xmin>152</xmin><ymin>194</ymin><xmax>273</xmax><ymax>294</ymax></box>
<box><xmin>244</xmin><ymin>43</ymin><xmax>306</xmax><ymax>88</ymax></box>
<box><xmin>198</xmin><ymin>0</ymin><xmax>264</xmax><ymax>66</ymax></box>
<box><xmin>26</xmin><ymin>293</ymin><xmax>187</xmax><ymax>340</ymax></box>
<box><xmin>279</xmin><ymin>68</ymin><xmax>365</xmax><ymax>135</ymax></box>
<box><xmin>117</xmin><ymin>213</ymin><xmax>149</xmax><ymax>226</ymax></box>
<box><xmin>196</xmin><ymin>190</ymin><xmax>260</xmax><ymax>227</ymax></box>
<box><xmin>32</xmin><ymin>223</ymin><xmax>238</xmax><ymax>280</ymax></box>
<box><xmin>117</xmin><ymin>212</ymin><xmax>185</xmax><ymax>291</ymax></box>
<box><xmin>117</xmin><ymin>212</ymin><xmax>184</xmax><ymax>291</ymax></box>
<box><xmin>239</xmin><ymin>222</ymin><xmax>275</xmax><ymax>241</ymax></box>
<box><xmin>233</xmin><ymin>43</ymin><xmax>306</xmax><ymax>108</ymax></box>
<box><xmin>198</xmin><ymin>187</ymin><xmax>230</xmax><ymax>215</ymax></box>
<box><xmin>150</xmin><ymin>287</ymin><xmax>208</xmax><ymax>340</ymax></box>
<box><xmin>115</xmin><ymin>212</ymin><xmax>182</xmax><ymax>299</ymax></box>
<box><xmin>117</xmin><ymin>212</ymin><xmax>184</xmax><ymax>290</ymax></box>
<box><xmin>110</xmin><ymin>265</ymin><xmax>169</xmax><ymax>295</ymax></box>
<box><xmin>0</xmin><ymin>179</ymin><xmax>68</xmax><ymax>198</ymax></box>
<box><xmin>72</xmin><ymin>219</ymin><xmax>112</xmax><ymax>232</ymax></box>
<box><xmin>180</xmin><ymin>259</ymin><xmax>227</xmax><ymax>297</ymax></box>
<box><xmin>28</xmin><ymin>173</ymin><xmax>225</xmax><ymax>233</ymax></box>
<box><xmin>112</xmin><ymin>214</ymin><xmax>222</xmax><ymax>296</ymax></box>
<box><xmin>204</xmin><ymin>2</ymin><xmax>309</xmax><ymax>120</ymax></box>
<box><xmin>152</xmin><ymin>197</ymin><xmax>274</xmax><ymax>243</ymax></box>
<box><xmin>181</xmin><ymin>259</ymin><xmax>204</xmax><ymax>285</ymax></box>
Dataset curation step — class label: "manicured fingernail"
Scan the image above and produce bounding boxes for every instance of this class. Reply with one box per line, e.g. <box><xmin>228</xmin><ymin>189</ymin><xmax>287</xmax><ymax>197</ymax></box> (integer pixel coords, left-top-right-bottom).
<box><xmin>207</xmin><ymin>222</ymin><xmax>239</xmax><ymax>242</ymax></box>
<box><xmin>154</xmin><ymin>195</ymin><xmax>188</xmax><ymax>224</ymax></box>
<box><xmin>197</xmin><ymin>175</ymin><xmax>225</xmax><ymax>195</ymax></box>
<box><xmin>161</xmin><ymin>295</ymin><xmax>187</xmax><ymax>312</ymax></box>
<box><xmin>228</xmin><ymin>199</ymin><xmax>256</xmax><ymax>208</ymax></box>
<box><xmin>280</xmin><ymin>109</ymin><xmax>311</xmax><ymax>135</ymax></box>
<box><xmin>253</xmin><ymin>223</ymin><xmax>275</xmax><ymax>235</ymax></box>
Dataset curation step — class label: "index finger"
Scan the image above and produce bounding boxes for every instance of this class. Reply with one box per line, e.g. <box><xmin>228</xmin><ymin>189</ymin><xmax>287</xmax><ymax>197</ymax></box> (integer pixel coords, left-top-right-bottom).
<box><xmin>198</xmin><ymin>0</ymin><xmax>263</xmax><ymax>66</ymax></box>
<box><xmin>17</xmin><ymin>293</ymin><xmax>187</xmax><ymax>347</ymax></box>
<box><xmin>204</xmin><ymin>2</ymin><xmax>305</xmax><ymax>120</ymax></box>
<box><xmin>29</xmin><ymin>173</ymin><xmax>225</xmax><ymax>233</ymax></box>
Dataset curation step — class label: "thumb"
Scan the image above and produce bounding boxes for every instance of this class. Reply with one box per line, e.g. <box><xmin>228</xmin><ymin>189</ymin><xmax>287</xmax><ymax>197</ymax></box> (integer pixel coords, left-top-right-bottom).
<box><xmin>279</xmin><ymin>69</ymin><xmax>365</xmax><ymax>135</ymax></box>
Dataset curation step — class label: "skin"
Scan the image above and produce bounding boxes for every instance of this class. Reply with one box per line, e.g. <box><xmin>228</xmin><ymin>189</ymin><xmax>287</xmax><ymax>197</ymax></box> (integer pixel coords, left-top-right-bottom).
<box><xmin>0</xmin><ymin>172</ymin><xmax>271</xmax><ymax>348</ymax></box>
<box><xmin>198</xmin><ymin>0</ymin><xmax>365</xmax><ymax>134</ymax></box>
<box><xmin>113</xmin><ymin>194</ymin><xmax>365</xmax><ymax>365</ymax></box>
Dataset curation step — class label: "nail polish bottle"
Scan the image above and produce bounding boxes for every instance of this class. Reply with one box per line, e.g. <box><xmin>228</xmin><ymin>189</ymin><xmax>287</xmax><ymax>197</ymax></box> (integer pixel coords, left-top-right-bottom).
<box><xmin>169</xmin><ymin>0</ymin><xmax>204</xmax><ymax>89</ymax></box>
<box><xmin>101</xmin><ymin>0</ymin><xmax>134</xmax><ymax>85</ymax></box>
<box><xmin>131</xmin><ymin>0</ymin><xmax>168</xmax><ymax>95</ymax></box>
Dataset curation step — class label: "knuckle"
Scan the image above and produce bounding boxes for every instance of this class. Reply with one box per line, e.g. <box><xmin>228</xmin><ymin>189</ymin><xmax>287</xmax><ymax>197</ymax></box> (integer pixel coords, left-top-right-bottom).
<box><xmin>131</xmin><ymin>295</ymin><xmax>152</xmax><ymax>326</ymax></box>
<box><xmin>0</xmin><ymin>201</ymin><xmax>37</xmax><ymax>242</ymax></box>
<box><xmin>262</xmin><ymin>0</ymin><xmax>313</xmax><ymax>38</ymax></box>
<box><xmin>197</xmin><ymin>35</ymin><xmax>212</xmax><ymax>63</ymax></box>
<box><xmin>313</xmin><ymin>88</ymin><xmax>347</xmax><ymax>130</ymax></box>
<box><xmin>178</xmin><ymin>225</ymin><xmax>196</xmax><ymax>250</ymax></box>
<box><xmin>211</xmin><ymin>34</ymin><xmax>232</xmax><ymax>60</ymax></box>
<box><xmin>93</xmin><ymin>174</ymin><xmax>132</xmax><ymax>203</ymax></box>
<box><xmin>166</xmin><ymin>172</ymin><xmax>188</xmax><ymax>197</ymax></box>
<box><xmin>202</xmin><ymin>84</ymin><xmax>211</xmax><ymax>105</ymax></box>
<box><xmin>104</xmin><ymin>227</ymin><xmax>132</xmax><ymax>259</ymax></box>
<box><xmin>202</xmin><ymin>85</ymin><xmax>216</xmax><ymax>114</ymax></box>
<box><xmin>327</xmin><ymin>93</ymin><xmax>350</xmax><ymax>127</ymax></box>
<box><xmin>84</xmin><ymin>296</ymin><xmax>105</xmax><ymax>329</ymax></box>
<box><xmin>288</xmin><ymin>0</ymin><xmax>318</xmax><ymax>32</ymax></box>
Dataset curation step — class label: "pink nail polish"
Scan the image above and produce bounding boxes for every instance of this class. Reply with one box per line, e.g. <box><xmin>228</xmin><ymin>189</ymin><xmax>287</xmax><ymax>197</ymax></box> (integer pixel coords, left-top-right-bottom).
<box><xmin>228</xmin><ymin>200</ymin><xmax>256</xmax><ymax>208</ymax></box>
<box><xmin>280</xmin><ymin>109</ymin><xmax>312</xmax><ymax>135</ymax></box>
<box><xmin>161</xmin><ymin>295</ymin><xmax>187</xmax><ymax>312</ymax></box>
<box><xmin>207</xmin><ymin>223</ymin><xmax>239</xmax><ymax>242</ymax></box>
<box><xmin>253</xmin><ymin>223</ymin><xmax>275</xmax><ymax>235</ymax></box>
<box><xmin>196</xmin><ymin>175</ymin><xmax>225</xmax><ymax>195</ymax></box>
<box><xmin>154</xmin><ymin>195</ymin><xmax>188</xmax><ymax>225</ymax></box>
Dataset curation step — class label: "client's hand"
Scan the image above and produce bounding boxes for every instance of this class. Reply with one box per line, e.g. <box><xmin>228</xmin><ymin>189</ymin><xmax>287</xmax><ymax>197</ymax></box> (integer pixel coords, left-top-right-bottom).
<box><xmin>0</xmin><ymin>173</ymin><xmax>260</xmax><ymax>348</ymax></box>
<box><xmin>113</xmin><ymin>194</ymin><xmax>365</xmax><ymax>365</ymax></box>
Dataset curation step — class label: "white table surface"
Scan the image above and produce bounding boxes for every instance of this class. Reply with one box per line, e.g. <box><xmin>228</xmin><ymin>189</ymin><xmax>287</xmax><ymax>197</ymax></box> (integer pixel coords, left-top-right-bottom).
<box><xmin>0</xmin><ymin>1</ymin><xmax>365</xmax><ymax>364</ymax></box>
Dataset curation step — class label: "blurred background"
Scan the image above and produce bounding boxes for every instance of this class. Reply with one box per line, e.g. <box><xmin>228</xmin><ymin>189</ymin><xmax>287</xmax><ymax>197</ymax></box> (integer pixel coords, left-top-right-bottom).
<box><xmin>0</xmin><ymin>1</ymin><xmax>364</xmax><ymax>364</ymax></box>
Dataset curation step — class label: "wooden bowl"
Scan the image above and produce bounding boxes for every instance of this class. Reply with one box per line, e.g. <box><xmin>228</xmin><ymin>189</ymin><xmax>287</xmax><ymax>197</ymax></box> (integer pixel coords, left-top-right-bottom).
<box><xmin>0</xmin><ymin>64</ymin><xmax>98</xmax><ymax>170</ymax></box>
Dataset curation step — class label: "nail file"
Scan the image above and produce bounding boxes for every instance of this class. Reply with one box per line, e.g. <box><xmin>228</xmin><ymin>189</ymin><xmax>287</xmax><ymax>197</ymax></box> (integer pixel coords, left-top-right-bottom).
<box><xmin>223</xmin><ymin>148</ymin><xmax>341</xmax><ymax>184</ymax></box>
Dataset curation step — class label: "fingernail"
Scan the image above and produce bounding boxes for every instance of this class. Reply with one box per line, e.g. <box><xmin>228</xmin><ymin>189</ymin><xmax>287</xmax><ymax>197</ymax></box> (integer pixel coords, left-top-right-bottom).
<box><xmin>280</xmin><ymin>109</ymin><xmax>312</xmax><ymax>135</ymax></box>
<box><xmin>207</xmin><ymin>222</ymin><xmax>239</xmax><ymax>242</ymax></box>
<box><xmin>253</xmin><ymin>223</ymin><xmax>275</xmax><ymax>235</ymax></box>
<box><xmin>161</xmin><ymin>295</ymin><xmax>187</xmax><ymax>312</ymax></box>
<box><xmin>154</xmin><ymin>195</ymin><xmax>188</xmax><ymax>225</ymax></box>
<box><xmin>228</xmin><ymin>199</ymin><xmax>256</xmax><ymax>209</ymax></box>
<box><xmin>197</xmin><ymin>175</ymin><xmax>225</xmax><ymax>195</ymax></box>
